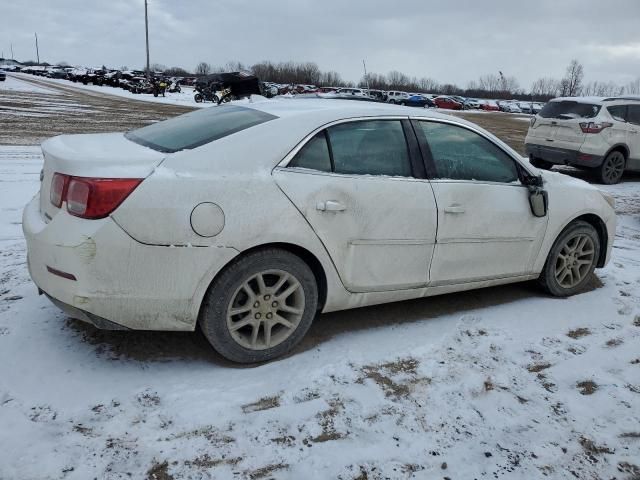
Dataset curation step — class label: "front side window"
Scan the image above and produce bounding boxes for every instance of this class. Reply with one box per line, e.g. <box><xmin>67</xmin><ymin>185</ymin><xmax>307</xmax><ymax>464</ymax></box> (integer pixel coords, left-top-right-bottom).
<box><xmin>288</xmin><ymin>120</ymin><xmax>412</xmax><ymax>177</ymax></box>
<box><xmin>418</xmin><ymin>121</ymin><xmax>519</xmax><ymax>183</ymax></box>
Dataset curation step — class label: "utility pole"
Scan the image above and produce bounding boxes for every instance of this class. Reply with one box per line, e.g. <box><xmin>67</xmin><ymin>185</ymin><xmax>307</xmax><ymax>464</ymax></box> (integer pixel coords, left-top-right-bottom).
<box><xmin>362</xmin><ymin>59</ymin><xmax>370</xmax><ymax>91</ymax></box>
<box><xmin>10</xmin><ymin>43</ymin><xmax>14</xmax><ymax>60</ymax></box>
<box><xmin>35</xmin><ymin>32</ymin><xmax>39</xmax><ymax>64</ymax></box>
<box><xmin>144</xmin><ymin>0</ymin><xmax>150</xmax><ymax>79</ymax></box>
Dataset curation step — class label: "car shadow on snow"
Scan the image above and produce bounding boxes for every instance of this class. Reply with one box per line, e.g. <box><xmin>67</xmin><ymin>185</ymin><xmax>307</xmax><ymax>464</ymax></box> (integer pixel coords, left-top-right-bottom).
<box><xmin>65</xmin><ymin>276</ymin><xmax>602</xmax><ymax>367</ymax></box>
<box><xmin>554</xmin><ymin>166</ymin><xmax>640</xmax><ymax>184</ymax></box>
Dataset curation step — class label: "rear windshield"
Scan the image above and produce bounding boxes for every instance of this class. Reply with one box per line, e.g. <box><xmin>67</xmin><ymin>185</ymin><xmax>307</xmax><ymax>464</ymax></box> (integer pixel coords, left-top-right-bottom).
<box><xmin>538</xmin><ymin>101</ymin><xmax>601</xmax><ymax>119</ymax></box>
<box><xmin>125</xmin><ymin>105</ymin><xmax>278</xmax><ymax>153</ymax></box>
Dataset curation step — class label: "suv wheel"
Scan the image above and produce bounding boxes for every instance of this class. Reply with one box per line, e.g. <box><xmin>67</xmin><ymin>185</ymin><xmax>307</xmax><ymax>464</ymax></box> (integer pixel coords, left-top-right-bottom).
<box><xmin>539</xmin><ymin>221</ymin><xmax>600</xmax><ymax>297</ymax></box>
<box><xmin>530</xmin><ymin>157</ymin><xmax>553</xmax><ymax>170</ymax></box>
<box><xmin>597</xmin><ymin>150</ymin><xmax>626</xmax><ymax>184</ymax></box>
<box><xmin>199</xmin><ymin>249</ymin><xmax>318</xmax><ymax>363</ymax></box>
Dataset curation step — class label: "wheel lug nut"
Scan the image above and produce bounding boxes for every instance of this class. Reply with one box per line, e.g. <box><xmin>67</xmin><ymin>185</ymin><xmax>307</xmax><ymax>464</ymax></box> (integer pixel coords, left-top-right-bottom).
<box><xmin>266</xmin><ymin>313</ymin><xmax>273</xmax><ymax>319</ymax></box>
<box><xmin>253</xmin><ymin>302</ymin><xmax>260</xmax><ymax>308</ymax></box>
<box><xmin>272</xmin><ymin>301</ymin><xmax>278</xmax><ymax>308</ymax></box>
<box><xmin>264</xmin><ymin>295</ymin><xmax>271</xmax><ymax>300</ymax></box>
<box><xmin>255</xmin><ymin>313</ymin><xmax>261</xmax><ymax>319</ymax></box>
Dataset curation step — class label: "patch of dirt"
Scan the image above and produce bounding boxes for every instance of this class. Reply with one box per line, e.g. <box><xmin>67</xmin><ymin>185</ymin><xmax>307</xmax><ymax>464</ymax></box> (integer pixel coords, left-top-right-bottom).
<box><xmin>271</xmin><ymin>435</ymin><xmax>296</xmax><ymax>446</ymax></box>
<box><xmin>137</xmin><ymin>390</ymin><xmax>161</xmax><ymax>408</ymax></box>
<box><xmin>183</xmin><ymin>454</ymin><xmax>241</xmax><ymax>469</ymax></box>
<box><xmin>242</xmin><ymin>394</ymin><xmax>281</xmax><ymax>413</ymax></box>
<box><xmin>168</xmin><ymin>426</ymin><xmax>235</xmax><ymax>446</ymax></box>
<box><xmin>527</xmin><ymin>362</ymin><xmax>552</xmax><ymax>373</ymax></box>
<box><xmin>567</xmin><ymin>328</ymin><xmax>591</xmax><ymax>339</ymax></box>
<box><xmin>308</xmin><ymin>398</ymin><xmax>346</xmax><ymax>443</ymax></box>
<box><xmin>579</xmin><ymin>436</ymin><xmax>614</xmax><ymax>455</ymax></box>
<box><xmin>576</xmin><ymin>380</ymin><xmax>599</xmax><ymax>395</ymax></box>
<box><xmin>619</xmin><ymin>432</ymin><xmax>640</xmax><ymax>439</ymax></box>
<box><xmin>72</xmin><ymin>424</ymin><xmax>93</xmax><ymax>436</ymax></box>
<box><xmin>634</xmin><ymin>316</ymin><xmax>640</xmax><ymax>327</ymax></box>
<box><xmin>626</xmin><ymin>384</ymin><xmax>640</xmax><ymax>394</ymax></box>
<box><xmin>605</xmin><ymin>338</ymin><xmax>624</xmax><ymax>347</ymax></box>
<box><xmin>246</xmin><ymin>463</ymin><xmax>288</xmax><ymax>479</ymax></box>
<box><xmin>617</xmin><ymin>462</ymin><xmax>640</xmax><ymax>476</ymax></box>
<box><xmin>147</xmin><ymin>461</ymin><xmax>174</xmax><ymax>480</ymax></box>
<box><xmin>359</xmin><ymin>357</ymin><xmax>425</xmax><ymax>398</ymax></box>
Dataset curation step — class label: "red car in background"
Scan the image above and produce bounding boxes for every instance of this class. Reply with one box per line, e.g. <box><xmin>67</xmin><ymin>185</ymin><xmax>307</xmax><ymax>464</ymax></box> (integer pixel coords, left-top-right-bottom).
<box><xmin>480</xmin><ymin>100</ymin><xmax>500</xmax><ymax>111</ymax></box>
<box><xmin>434</xmin><ymin>96</ymin><xmax>463</xmax><ymax>110</ymax></box>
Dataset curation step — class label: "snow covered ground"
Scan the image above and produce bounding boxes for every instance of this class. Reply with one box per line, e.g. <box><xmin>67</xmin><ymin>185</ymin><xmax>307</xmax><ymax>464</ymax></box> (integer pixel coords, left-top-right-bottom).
<box><xmin>0</xmin><ymin>146</ymin><xmax>639</xmax><ymax>479</ymax></box>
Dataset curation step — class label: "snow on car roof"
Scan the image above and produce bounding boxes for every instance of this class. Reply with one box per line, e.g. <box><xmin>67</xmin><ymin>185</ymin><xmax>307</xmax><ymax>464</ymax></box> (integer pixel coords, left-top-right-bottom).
<box><xmin>241</xmin><ymin>97</ymin><xmax>460</xmax><ymax>123</ymax></box>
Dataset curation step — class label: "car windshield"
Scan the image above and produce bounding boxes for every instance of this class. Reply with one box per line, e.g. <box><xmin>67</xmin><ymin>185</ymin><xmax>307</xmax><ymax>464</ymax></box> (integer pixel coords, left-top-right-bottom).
<box><xmin>538</xmin><ymin>101</ymin><xmax>601</xmax><ymax>119</ymax></box>
<box><xmin>125</xmin><ymin>105</ymin><xmax>278</xmax><ymax>153</ymax></box>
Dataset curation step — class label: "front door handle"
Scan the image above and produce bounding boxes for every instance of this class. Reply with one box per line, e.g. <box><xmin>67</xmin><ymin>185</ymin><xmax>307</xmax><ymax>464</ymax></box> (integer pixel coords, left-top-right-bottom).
<box><xmin>444</xmin><ymin>205</ymin><xmax>465</xmax><ymax>214</ymax></box>
<box><xmin>317</xmin><ymin>200</ymin><xmax>346</xmax><ymax>212</ymax></box>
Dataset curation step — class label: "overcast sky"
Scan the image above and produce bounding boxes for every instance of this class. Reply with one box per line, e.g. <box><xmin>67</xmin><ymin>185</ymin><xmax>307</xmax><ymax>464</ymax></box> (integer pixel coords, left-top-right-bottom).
<box><xmin>3</xmin><ymin>0</ymin><xmax>640</xmax><ymax>88</ymax></box>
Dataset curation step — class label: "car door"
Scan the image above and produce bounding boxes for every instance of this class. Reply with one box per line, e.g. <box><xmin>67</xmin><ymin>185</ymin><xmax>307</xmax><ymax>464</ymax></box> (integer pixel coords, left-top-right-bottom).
<box><xmin>273</xmin><ymin>119</ymin><xmax>438</xmax><ymax>293</ymax></box>
<box><xmin>413</xmin><ymin>119</ymin><xmax>548</xmax><ymax>285</ymax></box>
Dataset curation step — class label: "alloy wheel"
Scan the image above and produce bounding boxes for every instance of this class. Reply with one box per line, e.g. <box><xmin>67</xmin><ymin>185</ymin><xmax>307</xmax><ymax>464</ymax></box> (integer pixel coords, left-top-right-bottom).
<box><xmin>554</xmin><ymin>234</ymin><xmax>596</xmax><ymax>289</ymax></box>
<box><xmin>603</xmin><ymin>152</ymin><xmax>625</xmax><ymax>183</ymax></box>
<box><xmin>226</xmin><ymin>269</ymin><xmax>305</xmax><ymax>350</ymax></box>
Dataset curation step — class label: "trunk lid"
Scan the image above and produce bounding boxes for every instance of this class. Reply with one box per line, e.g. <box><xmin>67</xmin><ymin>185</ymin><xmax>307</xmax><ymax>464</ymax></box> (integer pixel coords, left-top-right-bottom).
<box><xmin>39</xmin><ymin>132</ymin><xmax>165</xmax><ymax>221</ymax></box>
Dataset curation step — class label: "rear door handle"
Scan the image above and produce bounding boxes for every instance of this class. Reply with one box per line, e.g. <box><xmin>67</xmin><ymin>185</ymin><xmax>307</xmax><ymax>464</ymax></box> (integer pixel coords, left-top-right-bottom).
<box><xmin>444</xmin><ymin>205</ymin><xmax>465</xmax><ymax>214</ymax></box>
<box><xmin>316</xmin><ymin>200</ymin><xmax>346</xmax><ymax>212</ymax></box>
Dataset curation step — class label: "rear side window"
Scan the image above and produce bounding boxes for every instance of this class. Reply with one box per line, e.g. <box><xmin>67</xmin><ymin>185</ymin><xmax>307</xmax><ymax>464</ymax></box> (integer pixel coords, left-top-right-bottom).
<box><xmin>627</xmin><ymin>105</ymin><xmax>640</xmax><ymax>126</ymax></box>
<box><xmin>125</xmin><ymin>105</ymin><xmax>277</xmax><ymax>153</ymax></box>
<box><xmin>419</xmin><ymin>121</ymin><xmax>519</xmax><ymax>183</ymax></box>
<box><xmin>328</xmin><ymin>120</ymin><xmax>412</xmax><ymax>177</ymax></box>
<box><xmin>607</xmin><ymin>105</ymin><xmax>628</xmax><ymax>122</ymax></box>
<box><xmin>539</xmin><ymin>101</ymin><xmax>601</xmax><ymax>119</ymax></box>
<box><xmin>288</xmin><ymin>132</ymin><xmax>331</xmax><ymax>172</ymax></box>
<box><xmin>288</xmin><ymin>120</ymin><xmax>412</xmax><ymax>177</ymax></box>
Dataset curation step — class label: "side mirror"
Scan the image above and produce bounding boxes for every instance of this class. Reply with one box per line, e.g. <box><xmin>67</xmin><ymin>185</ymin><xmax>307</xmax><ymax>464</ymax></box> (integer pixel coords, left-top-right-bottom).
<box><xmin>528</xmin><ymin>187</ymin><xmax>548</xmax><ymax>217</ymax></box>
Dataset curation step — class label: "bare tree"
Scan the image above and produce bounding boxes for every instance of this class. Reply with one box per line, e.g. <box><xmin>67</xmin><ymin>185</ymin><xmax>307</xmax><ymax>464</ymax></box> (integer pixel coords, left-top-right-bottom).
<box><xmin>195</xmin><ymin>62</ymin><xmax>211</xmax><ymax>76</ymax></box>
<box><xmin>531</xmin><ymin>77</ymin><xmax>561</xmax><ymax>98</ymax></box>
<box><xmin>561</xmin><ymin>59</ymin><xmax>584</xmax><ymax>97</ymax></box>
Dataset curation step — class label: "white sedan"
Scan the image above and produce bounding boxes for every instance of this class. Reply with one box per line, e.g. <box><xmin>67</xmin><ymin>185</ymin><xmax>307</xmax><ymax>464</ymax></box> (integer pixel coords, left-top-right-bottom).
<box><xmin>23</xmin><ymin>99</ymin><xmax>616</xmax><ymax>363</ymax></box>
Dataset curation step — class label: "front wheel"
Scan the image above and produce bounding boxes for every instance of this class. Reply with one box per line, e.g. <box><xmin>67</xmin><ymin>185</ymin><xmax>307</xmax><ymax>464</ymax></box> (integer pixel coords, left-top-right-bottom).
<box><xmin>597</xmin><ymin>150</ymin><xmax>625</xmax><ymax>184</ymax></box>
<box><xmin>538</xmin><ymin>221</ymin><xmax>600</xmax><ymax>297</ymax></box>
<box><xmin>194</xmin><ymin>93</ymin><xmax>203</xmax><ymax>103</ymax></box>
<box><xmin>199</xmin><ymin>249</ymin><xmax>318</xmax><ymax>363</ymax></box>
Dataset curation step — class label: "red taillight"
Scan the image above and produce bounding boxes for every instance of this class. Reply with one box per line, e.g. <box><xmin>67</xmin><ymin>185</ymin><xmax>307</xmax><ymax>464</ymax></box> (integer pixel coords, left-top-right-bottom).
<box><xmin>50</xmin><ymin>173</ymin><xmax>69</xmax><ymax>208</ymax></box>
<box><xmin>579</xmin><ymin>121</ymin><xmax>612</xmax><ymax>134</ymax></box>
<box><xmin>50</xmin><ymin>173</ymin><xmax>142</xmax><ymax>219</ymax></box>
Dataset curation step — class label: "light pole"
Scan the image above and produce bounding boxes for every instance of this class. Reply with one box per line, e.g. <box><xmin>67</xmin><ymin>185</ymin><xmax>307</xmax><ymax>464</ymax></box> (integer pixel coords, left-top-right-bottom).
<box><xmin>34</xmin><ymin>33</ymin><xmax>40</xmax><ymax>64</ymax></box>
<box><xmin>144</xmin><ymin>0</ymin><xmax>150</xmax><ymax>78</ymax></box>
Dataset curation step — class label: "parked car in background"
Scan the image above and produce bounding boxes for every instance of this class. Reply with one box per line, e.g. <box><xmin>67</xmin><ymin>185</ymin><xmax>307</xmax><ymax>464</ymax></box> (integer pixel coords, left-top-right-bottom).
<box><xmin>526</xmin><ymin>96</ymin><xmax>640</xmax><ymax>184</ymax></box>
<box><xmin>503</xmin><ymin>102</ymin><xmax>523</xmax><ymax>113</ymax></box>
<box><xmin>480</xmin><ymin>100</ymin><xmax>500</xmax><ymax>111</ymax></box>
<box><xmin>335</xmin><ymin>87</ymin><xmax>367</xmax><ymax>97</ymax></box>
<box><xmin>0</xmin><ymin>71</ymin><xmax>6</xmax><ymax>81</ymax></box>
<box><xmin>519</xmin><ymin>102</ymin><xmax>537</xmax><ymax>114</ymax></box>
<box><xmin>366</xmin><ymin>89</ymin><xmax>387</xmax><ymax>101</ymax></box>
<box><xmin>463</xmin><ymin>98</ymin><xmax>481</xmax><ymax>110</ymax></box>
<box><xmin>399</xmin><ymin>94</ymin><xmax>435</xmax><ymax>108</ymax></box>
<box><xmin>24</xmin><ymin>99</ymin><xmax>615</xmax><ymax>363</ymax></box>
<box><xmin>387</xmin><ymin>91</ymin><xmax>410</xmax><ymax>104</ymax></box>
<box><xmin>434</xmin><ymin>96</ymin><xmax>463</xmax><ymax>110</ymax></box>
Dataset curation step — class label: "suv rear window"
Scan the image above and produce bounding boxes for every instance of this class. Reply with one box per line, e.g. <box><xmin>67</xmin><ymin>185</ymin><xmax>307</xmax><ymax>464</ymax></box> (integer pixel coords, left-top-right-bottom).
<box><xmin>125</xmin><ymin>105</ymin><xmax>277</xmax><ymax>153</ymax></box>
<box><xmin>538</xmin><ymin>101</ymin><xmax>601</xmax><ymax>119</ymax></box>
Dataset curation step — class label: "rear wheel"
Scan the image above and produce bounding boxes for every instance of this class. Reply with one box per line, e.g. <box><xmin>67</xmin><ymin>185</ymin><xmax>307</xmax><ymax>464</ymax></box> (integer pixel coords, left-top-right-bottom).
<box><xmin>597</xmin><ymin>150</ymin><xmax>625</xmax><ymax>184</ymax></box>
<box><xmin>199</xmin><ymin>249</ymin><xmax>318</xmax><ymax>363</ymax></box>
<box><xmin>539</xmin><ymin>221</ymin><xmax>600</xmax><ymax>297</ymax></box>
<box><xmin>194</xmin><ymin>93</ymin><xmax>203</xmax><ymax>103</ymax></box>
<box><xmin>530</xmin><ymin>157</ymin><xmax>553</xmax><ymax>170</ymax></box>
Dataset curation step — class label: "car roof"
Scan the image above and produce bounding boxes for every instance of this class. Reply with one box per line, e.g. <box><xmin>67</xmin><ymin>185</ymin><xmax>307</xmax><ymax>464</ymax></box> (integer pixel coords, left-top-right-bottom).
<box><xmin>243</xmin><ymin>97</ymin><xmax>459</xmax><ymax>122</ymax></box>
<box><xmin>551</xmin><ymin>95</ymin><xmax>640</xmax><ymax>104</ymax></box>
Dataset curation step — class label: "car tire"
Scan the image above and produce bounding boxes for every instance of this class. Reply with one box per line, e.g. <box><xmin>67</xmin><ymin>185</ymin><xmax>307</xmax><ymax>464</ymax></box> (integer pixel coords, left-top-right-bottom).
<box><xmin>538</xmin><ymin>221</ymin><xmax>600</xmax><ymax>297</ymax></box>
<box><xmin>530</xmin><ymin>157</ymin><xmax>553</xmax><ymax>170</ymax></box>
<box><xmin>596</xmin><ymin>150</ymin><xmax>626</xmax><ymax>185</ymax></box>
<box><xmin>199</xmin><ymin>249</ymin><xmax>319</xmax><ymax>363</ymax></box>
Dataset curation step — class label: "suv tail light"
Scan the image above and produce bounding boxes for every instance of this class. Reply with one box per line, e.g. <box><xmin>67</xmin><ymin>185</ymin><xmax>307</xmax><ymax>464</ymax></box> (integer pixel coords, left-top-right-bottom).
<box><xmin>579</xmin><ymin>121</ymin><xmax>612</xmax><ymax>134</ymax></box>
<box><xmin>50</xmin><ymin>174</ymin><xmax>142</xmax><ymax>219</ymax></box>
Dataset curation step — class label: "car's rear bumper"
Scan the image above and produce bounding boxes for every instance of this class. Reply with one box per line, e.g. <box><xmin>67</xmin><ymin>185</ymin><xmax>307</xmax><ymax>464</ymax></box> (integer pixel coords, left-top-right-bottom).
<box><xmin>23</xmin><ymin>194</ymin><xmax>238</xmax><ymax>331</ymax></box>
<box><xmin>525</xmin><ymin>143</ymin><xmax>603</xmax><ymax>168</ymax></box>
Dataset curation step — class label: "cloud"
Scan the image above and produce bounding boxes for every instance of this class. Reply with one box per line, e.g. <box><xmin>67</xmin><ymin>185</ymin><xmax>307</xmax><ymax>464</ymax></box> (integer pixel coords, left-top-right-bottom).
<box><xmin>2</xmin><ymin>0</ymin><xmax>639</xmax><ymax>89</ymax></box>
